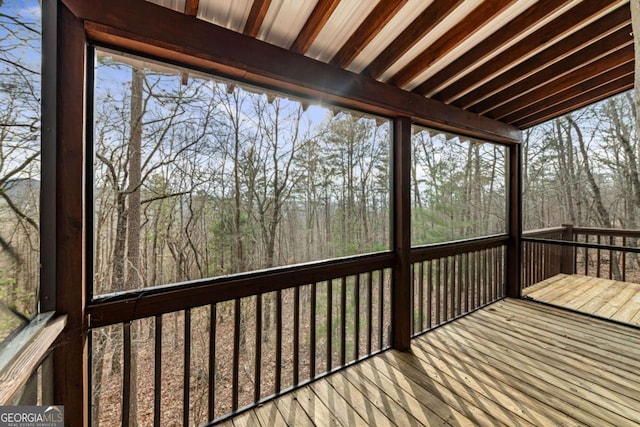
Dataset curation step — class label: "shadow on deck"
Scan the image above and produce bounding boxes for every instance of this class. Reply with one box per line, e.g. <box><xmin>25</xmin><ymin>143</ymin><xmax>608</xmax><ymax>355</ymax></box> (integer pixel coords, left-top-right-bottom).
<box><xmin>219</xmin><ymin>298</ymin><xmax>640</xmax><ymax>426</ymax></box>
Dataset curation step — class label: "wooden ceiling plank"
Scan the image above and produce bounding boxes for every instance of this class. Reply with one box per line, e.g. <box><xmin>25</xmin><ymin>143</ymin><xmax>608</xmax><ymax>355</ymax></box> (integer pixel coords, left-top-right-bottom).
<box><xmin>515</xmin><ymin>74</ymin><xmax>634</xmax><ymax>128</ymax></box>
<box><xmin>413</xmin><ymin>0</ymin><xmax>572</xmax><ymax>97</ymax></box>
<box><xmin>65</xmin><ymin>0</ymin><xmax>521</xmax><ymax>143</ymax></box>
<box><xmin>491</xmin><ymin>50</ymin><xmax>633</xmax><ymax>120</ymax></box>
<box><xmin>432</xmin><ymin>0</ymin><xmax>625</xmax><ymax>104</ymax></box>
<box><xmin>362</xmin><ymin>0</ymin><xmax>466</xmax><ymax>80</ymax></box>
<box><xmin>329</xmin><ymin>0</ymin><xmax>407</xmax><ymax>68</ymax></box>
<box><xmin>501</xmin><ymin>60</ymin><xmax>634</xmax><ymax>124</ymax></box>
<box><xmin>455</xmin><ymin>8</ymin><xmax>631</xmax><ymax>110</ymax></box>
<box><xmin>466</xmin><ymin>27</ymin><xmax>632</xmax><ymax>115</ymax></box>
<box><xmin>388</xmin><ymin>0</ymin><xmax>519</xmax><ymax>88</ymax></box>
<box><xmin>243</xmin><ymin>0</ymin><xmax>272</xmax><ymax>38</ymax></box>
<box><xmin>290</xmin><ymin>0</ymin><xmax>342</xmax><ymax>54</ymax></box>
<box><xmin>184</xmin><ymin>0</ymin><xmax>199</xmax><ymax>16</ymax></box>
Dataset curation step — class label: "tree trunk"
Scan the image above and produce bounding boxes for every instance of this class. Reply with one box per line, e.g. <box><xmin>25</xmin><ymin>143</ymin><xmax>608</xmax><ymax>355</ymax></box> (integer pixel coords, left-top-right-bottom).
<box><xmin>126</xmin><ymin>67</ymin><xmax>144</xmax><ymax>426</ymax></box>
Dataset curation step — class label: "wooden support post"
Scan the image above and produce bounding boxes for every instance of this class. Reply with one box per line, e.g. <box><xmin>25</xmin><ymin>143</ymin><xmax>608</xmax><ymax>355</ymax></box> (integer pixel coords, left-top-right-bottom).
<box><xmin>53</xmin><ymin>3</ymin><xmax>88</xmax><ymax>426</ymax></box>
<box><xmin>506</xmin><ymin>143</ymin><xmax>522</xmax><ymax>298</ymax></box>
<box><xmin>561</xmin><ymin>222</ymin><xmax>575</xmax><ymax>274</ymax></box>
<box><xmin>391</xmin><ymin>116</ymin><xmax>411</xmax><ymax>351</ymax></box>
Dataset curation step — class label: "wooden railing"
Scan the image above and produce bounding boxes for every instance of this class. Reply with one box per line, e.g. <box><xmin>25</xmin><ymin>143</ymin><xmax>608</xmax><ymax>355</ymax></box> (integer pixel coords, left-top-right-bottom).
<box><xmin>521</xmin><ymin>226</ymin><xmax>567</xmax><ymax>288</ymax></box>
<box><xmin>410</xmin><ymin>235</ymin><xmax>508</xmax><ymax>336</ymax></box>
<box><xmin>88</xmin><ymin>253</ymin><xmax>394</xmax><ymax>426</ymax></box>
<box><xmin>87</xmin><ymin>234</ymin><xmax>514</xmax><ymax>425</ymax></box>
<box><xmin>522</xmin><ymin>224</ymin><xmax>640</xmax><ymax>288</ymax></box>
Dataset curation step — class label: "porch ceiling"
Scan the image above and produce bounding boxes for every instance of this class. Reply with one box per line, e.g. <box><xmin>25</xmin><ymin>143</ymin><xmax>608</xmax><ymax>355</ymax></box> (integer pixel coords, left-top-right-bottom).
<box><xmin>147</xmin><ymin>0</ymin><xmax>633</xmax><ymax>129</ymax></box>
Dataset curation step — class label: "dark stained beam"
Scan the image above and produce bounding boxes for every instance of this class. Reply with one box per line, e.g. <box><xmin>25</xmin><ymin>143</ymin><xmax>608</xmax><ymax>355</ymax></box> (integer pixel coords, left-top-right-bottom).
<box><xmin>388</xmin><ymin>0</ymin><xmax>518</xmax><ymax>88</ymax></box>
<box><xmin>465</xmin><ymin>27</ymin><xmax>632</xmax><ymax>115</ymax></box>
<box><xmin>433</xmin><ymin>0</ymin><xmax>624</xmax><ymax>104</ymax></box>
<box><xmin>243</xmin><ymin>0</ymin><xmax>271</xmax><ymax>38</ymax></box>
<box><xmin>515</xmin><ymin>74</ymin><xmax>634</xmax><ymax>128</ymax></box>
<box><xmin>184</xmin><ymin>0</ymin><xmax>199</xmax><ymax>16</ymax></box>
<box><xmin>362</xmin><ymin>0</ymin><xmax>465</xmax><ymax>80</ymax></box>
<box><xmin>413</xmin><ymin>0</ymin><xmax>572</xmax><ymax>97</ymax></box>
<box><xmin>62</xmin><ymin>0</ymin><xmax>520</xmax><ymax>143</ymax></box>
<box><xmin>330</xmin><ymin>0</ymin><xmax>407</xmax><ymax>68</ymax></box>
<box><xmin>506</xmin><ymin>142</ymin><xmax>522</xmax><ymax>298</ymax></box>
<box><xmin>391</xmin><ymin>116</ymin><xmax>411</xmax><ymax>351</ymax></box>
<box><xmin>290</xmin><ymin>0</ymin><xmax>341</xmax><ymax>54</ymax></box>
<box><xmin>501</xmin><ymin>60</ymin><xmax>634</xmax><ymax>124</ymax></box>
<box><xmin>455</xmin><ymin>8</ymin><xmax>631</xmax><ymax>110</ymax></box>
<box><xmin>54</xmin><ymin>3</ymin><xmax>88</xmax><ymax>426</ymax></box>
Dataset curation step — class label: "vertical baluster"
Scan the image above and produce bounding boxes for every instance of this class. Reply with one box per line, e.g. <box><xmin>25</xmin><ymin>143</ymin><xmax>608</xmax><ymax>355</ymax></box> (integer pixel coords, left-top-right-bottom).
<box><xmin>485</xmin><ymin>249</ymin><xmax>490</xmax><ymax>303</ymax></box>
<box><xmin>585</xmin><ymin>234</ymin><xmax>590</xmax><ymax>276</ymax></box>
<box><xmin>354</xmin><ymin>274</ymin><xmax>360</xmax><ymax>360</ymax></box>
<box><xmin>310</xmin><ymin>283</ymin><xmax>316</xmax><ymax>378</ymax></box>
<box><xmin>293</xmin><ymin>286</ymin><xmax>300</xmax><ymax>385</ymax></box>
<box><xmin>427</xmin><ymin>261</ymin><xmax>432</xmax><ymax>329</ymax></box>
<box><xmin>596</xmin><ymin>235</ymin><xmax>601</xmax><ymax>278</ymax></box>
<box><xmin>340</xmin><ymin>276</ymin><xmax>347</xmax><ymax>366</ymax></box>
<box><xmin>456</xmin><ymin>254</ymin><xmax>462</xmax><ymax>317</ymax></box>
<box><xmin>443</xmin><ymin>257</ymin><xmax>449</xmax><ymax>321</ymax></box>
<box><xmin>378</xmin><ymin>270</ymin><xmax>384</xmax><ymax>349</ymax></box>
<box><xmin>435</xmin><ymin>258</ymin><xmax>441</xmax><ymax>325</ymax></box>
<box><xmin>208</xmin><ymin>304</ymin><xmax>216</xmax><ymax>421</ymax></box>
<box><xmin>327</xmin><ymin>280</ymin><xmax>333</xmax><ymax>370</ymax></box>
<box><xmin>275</xmin><ymin>290</ymin><xmax>282</xmax><ymax>393</ymax></box>
<box><xmin>465</xmin><ymin>252</ymin><xmax>471</xmax><ymax>312</ymax></box>
<box><xmin>154</xmin><ymin>316</ymin><xmax>162</xmax><ymax>427</ymax></box>
<box><xmin>184</xmin><ymin>308</ymin><xmax>191</xmax><ymax>424</ymax></box>
<box><xmin>232</xmin><ymin>300</ymin><xmax>240</xmax><ymax>410</ymax></box>
<box><xmin>122</xmin><ymin>322</ymin><xmax>131</xmax><ymax>427</ymax></box>
<box><xmin>622</xmin><ymin>236</ymin><xmax>627</xmax><ymax>281</ymax></box>
<box><xmin>367</xmin><ymin>272</ymin><xmax>373</xmax><ymax>355</ymax></box>
<box><xmin>474</xmin><ymin>251</ymin><xmax>480</xmax><ymax>309</ymax></box>
<box><xmin>418</xmin><ymin>262</ymin><xmax>424</xmax><ymax>333</ymax></box>
<box><xmin>609</xmin><ymin>235</ymin><xmax>614</xmax><ymax>280</ymax></box>
<box><xmin>254</xmin><ymin>295</ymin><xmax>262</xmax><ymax>402</ymax></box>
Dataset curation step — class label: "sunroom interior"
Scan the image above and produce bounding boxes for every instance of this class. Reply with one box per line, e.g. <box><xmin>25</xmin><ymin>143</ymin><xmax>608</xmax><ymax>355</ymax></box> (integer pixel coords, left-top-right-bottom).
<box><xmin>2</xmin><ymin>0</ymin><xmax>640</xmax><ymax>425</ymax></box>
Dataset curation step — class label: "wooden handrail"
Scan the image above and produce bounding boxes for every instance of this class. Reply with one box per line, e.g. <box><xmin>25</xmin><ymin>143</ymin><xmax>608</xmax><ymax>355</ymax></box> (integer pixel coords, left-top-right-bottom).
<box><xmin>0</xmin><ymin>314</ymin><xmax>67</xmax><ymax>404</ymax></box>
<box><xmin>522</xmin><ymin>237</ymin><xmax>640</xmax><ymax>253</ymax></box>
<box><xmin>88</xmin><ymin>252</ymin><xmax>394</xmax><ymax>327</ymax></box>
<box><xmin>410</xmin><ymin>234</ymin><xmax>509</xmax><ymax>263</ymax></box>
<box><xmin>572</xmin><ymin>226</ymin><xmax>640</xmax><ymax>238</ymax></box>
<box><xmin>522</xmin><ymin>226</ymin><xmax>566</xmax><ymax>237</ymax></box>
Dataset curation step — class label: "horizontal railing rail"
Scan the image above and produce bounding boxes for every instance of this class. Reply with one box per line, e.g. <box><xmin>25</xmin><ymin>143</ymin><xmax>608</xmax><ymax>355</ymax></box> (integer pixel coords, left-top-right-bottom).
<box><xmin>410</xmin><ymin>234</ymin><xmax>508</xmax><ymax>263</ymax></box>
<box><xmin>523</xmin><ymin>237</ymin><xmax>640</xmax><ymax>254</ymax></box>
<box><xmin>88</xmin><ymin>252</ymin><xmax>394</xmax><ymax>328</ymax></box>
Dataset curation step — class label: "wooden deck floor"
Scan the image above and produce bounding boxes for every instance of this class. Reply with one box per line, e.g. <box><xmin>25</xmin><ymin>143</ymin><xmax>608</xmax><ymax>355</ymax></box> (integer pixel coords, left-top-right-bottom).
<box><xmin>219</xmin><ymin>298</ymin><xmax>640</xmax><ymax>427</ymax></box>
<box><xmin>523</xmin><ymin>273</ymin><xmax>640</xmax><ymax>326</ymax></box>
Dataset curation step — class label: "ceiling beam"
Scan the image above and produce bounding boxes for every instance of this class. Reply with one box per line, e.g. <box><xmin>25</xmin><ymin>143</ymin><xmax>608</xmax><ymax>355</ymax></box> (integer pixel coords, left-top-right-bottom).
<box><xmin>454</xmin><ymin>8</ymin><xmax>631</xmax><ymax>110</ymax></box>
<box><xmin>243</xmin><ymin>0</ymin><xmax>271</xmax><ymax>37</ymax></box>
<box><xmin>465</xmin><ymin>27</ymin><xmax>632</xmax><ymax>115</ymax></box>
<box><xmin>61</xmin><ymin>0</ymin><xmax>520</xmax><ymax>143</ymax></box>
<box><xmin>184</xmin><ymin>0</ymin><xmax>199</xmax><ymax>16</ymax></box>
<box><xmin>412</xmin><ymin>0</ymin><xmax>571</xmax><ymax>97</ymax></box>
<box><xmin>515</xmin><ymin>74</ymin><xmax>634</xmax><ymax>128</ymax></box>
<box><xmin>290</xmin><ymin>0</ymin><xmax>341</xmax><ymax>54</ymax></box>
<box><xmin>388</xmin><ymin>0</ymin><xmax>518</xmax><ymax>88</ymax></box>
<box><xmin>329</xmin><ymin>0</ymin><xmax>406</xmax><ymax>68</ymax></box>
<box><xmin>501</xmin><ymin>60</ymin><xmax>634</xmax><ymax>124</ymax></box>
<box><xmin>362</xmin><ymin>0</ymin><xmax>465</xmax><ymax>80</ymax></box>
<box><xmin>432</xmin><ymin>0</ymin><xmax>625</xmax><ymax>104</ymax></box>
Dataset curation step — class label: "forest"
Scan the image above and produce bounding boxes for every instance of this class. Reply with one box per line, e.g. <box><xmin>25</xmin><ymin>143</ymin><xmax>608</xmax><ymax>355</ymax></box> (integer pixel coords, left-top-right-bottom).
<box><xmin>3</xmin><ymin>1</ymin><xmax>640</xmax><ymax>424</ymax></box>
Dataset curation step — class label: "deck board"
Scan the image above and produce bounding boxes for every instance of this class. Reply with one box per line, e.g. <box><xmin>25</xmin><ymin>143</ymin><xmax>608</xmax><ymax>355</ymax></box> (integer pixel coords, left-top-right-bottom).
<box><xmin>523</xmin><ymin>274</ymin><xmax>640</xmax><ymax>326</ymax></box>
<box><xmin>221</xmin><ymin>299</ymin><xmax>640</xmax><ymax>426</ymax></box>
